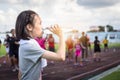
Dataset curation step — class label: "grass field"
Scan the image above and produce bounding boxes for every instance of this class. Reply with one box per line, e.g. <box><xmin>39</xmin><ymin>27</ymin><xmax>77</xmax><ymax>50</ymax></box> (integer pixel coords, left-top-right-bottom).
<box><xmin>0</xmin><ymin>45</ymin><xmax>6</xmax><ymax>57</ymax></box>
<box><xmin>108</xmin><ymin>43</ymin><xmax>120</xmax><ymax>48</ymax></box>
<box><xmin>100</xmin><ymin>69</ymin><xmax>120</xmax><ymax>80</ymax></box>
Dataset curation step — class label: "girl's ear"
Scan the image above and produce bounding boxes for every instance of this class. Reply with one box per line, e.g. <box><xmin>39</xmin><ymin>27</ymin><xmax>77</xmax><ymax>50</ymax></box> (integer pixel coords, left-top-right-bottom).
<box><xmin>26</xmin><ymin>24</ymin><xmax>33</xmax><ymax>32</ymax></box>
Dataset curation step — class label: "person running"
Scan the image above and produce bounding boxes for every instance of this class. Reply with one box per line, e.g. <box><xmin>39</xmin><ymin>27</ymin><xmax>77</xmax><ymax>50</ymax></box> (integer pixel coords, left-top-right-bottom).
<box><xmin>15</xmin><ymin>10</ymin><xmax>65</xmax><ymax>80</ymax></box>
<box><xmin>66</xmin><ymin>35</ymin><xmax>74</xmax><ymax>62</ymax></box>
<box><xmin>93</xmin><ymin>36</ymin><xmax>101</xmax><ymax>62</ymax></box>
<box><xmin>103</xmin><ymin>37</ymin><xmax>109</xmax><ymax>52</ymax></box>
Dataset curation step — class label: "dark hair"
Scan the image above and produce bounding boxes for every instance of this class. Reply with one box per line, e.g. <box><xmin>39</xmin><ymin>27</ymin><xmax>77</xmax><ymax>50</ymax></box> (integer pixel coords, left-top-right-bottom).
<box><xmin>95</xmin><ymin>36</ymin><xmax>98</xmax><ymax>40</ymax></box>
<box><xmin>15</xmin><ymin>10</ymin><xmax>38</xmax><ymax>40</ymax></box>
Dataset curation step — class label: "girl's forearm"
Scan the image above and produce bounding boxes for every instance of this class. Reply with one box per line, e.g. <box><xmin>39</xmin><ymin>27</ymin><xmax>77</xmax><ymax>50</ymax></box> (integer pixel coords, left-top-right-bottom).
<box><xmin>57</xmin><ymin>35</ymin><xmax>65</xmax><ymax>61</ymax></box>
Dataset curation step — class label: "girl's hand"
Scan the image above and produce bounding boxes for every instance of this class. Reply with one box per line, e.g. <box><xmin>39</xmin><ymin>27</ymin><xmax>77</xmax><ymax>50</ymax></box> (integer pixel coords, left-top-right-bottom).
<box><xmin>48</xmin><ymin>24</ymin><xmax>62</xmax><ymax>37</ymax></box>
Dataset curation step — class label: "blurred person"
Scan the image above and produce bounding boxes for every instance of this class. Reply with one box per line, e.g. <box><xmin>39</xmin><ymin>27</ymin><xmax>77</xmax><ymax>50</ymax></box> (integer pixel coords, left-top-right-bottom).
<box><xmin>47</xmin><ymin>34</ymin><xmax>55</xmax><ymax>64</ymax></box>
<box><xmin>35</xmin><ymin>35</ymin><xmax>47</xmax><ymax>49</ymax></box>
<box><xmin>74</xmin><ymin>38</ymin><xmax>85</xmax><ymax>66</ymax></box>
<box><xmin>103</xmin><ymin>37</ymin><xmax>109</xmax><ymax>52</ymax></box>
<box><xmin>86</xmin><ymin>35</ymin><xmax>92</xmax><ymax>57</ymax></box>
<box><xmin>4</xmin><ymin>34</ymin><xmax>10</xmax><ymax>54</ymax></box>
<box><xmin>80</xmin><ymin>32</ymin><xmax>89</xmax><ymax>61</ymax></box>
<box><xmin>66</xmin><ymin>35</ymin><xmax>74</xmax><ymax>62</ymax></box>
<box><xmin>3</xmin><ymin>34</ymin><xmax>10</xmax><ymax>64</ymax></box>
<box><xmin>7</xmin><ymin>29</ymin><xmax>19</xmax><ymax>71</ymax></box>
<box><xmin>47</xmin><ymin>34</ymin><xmax>55</xmax><ymax>52</ymax></box>
<box><xmin>93</xmin><ymin>36</ymin><xmax>101</xmax><ymax>62</ymax></box>
<box><xmin>15</xmin><ymin>10</ymin><xmax>65</xmax><ymax>80</ymax></box>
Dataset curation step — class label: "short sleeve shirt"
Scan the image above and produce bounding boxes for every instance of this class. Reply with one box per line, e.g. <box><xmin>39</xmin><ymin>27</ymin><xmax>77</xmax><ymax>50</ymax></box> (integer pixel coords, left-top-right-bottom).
<box><xmin>80</xmin><ymin>36</ymin><xmax>88</xmax><ymax>47</ymax></box>
<box><xmin>19</xmin><ymin>39</ymin><xmax>45</xmax><ymax>80</ymax></box>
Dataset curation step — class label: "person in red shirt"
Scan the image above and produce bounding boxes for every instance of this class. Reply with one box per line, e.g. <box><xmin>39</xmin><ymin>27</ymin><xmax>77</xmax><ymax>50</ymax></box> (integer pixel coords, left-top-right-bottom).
<box><xmin>47</xmin><ymin>34</ymin><xmax>55</xmax><ymax>52</ymax></box>
<box><xmin>47</xmin><ymin>34</ymin><xmax>55</xmax><ymax>64</ymax></box>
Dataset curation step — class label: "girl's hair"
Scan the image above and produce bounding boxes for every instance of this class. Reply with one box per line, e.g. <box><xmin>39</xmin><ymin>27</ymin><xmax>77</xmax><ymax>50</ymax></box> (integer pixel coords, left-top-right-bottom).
<box><xmin>15</xmin><ymin>10</ymin><xmax>38</xmax><ymax>40</ymax></box>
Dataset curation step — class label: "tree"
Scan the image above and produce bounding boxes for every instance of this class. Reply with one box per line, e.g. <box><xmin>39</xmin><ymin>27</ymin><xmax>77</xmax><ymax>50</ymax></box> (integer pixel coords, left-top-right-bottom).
<box><xmin>98</xmin><ymin>26</ymin><xmax>105</xmax><ymax>32</ymax></box>
<box><xmin>106</xmin><ymin>25</ymin><xmax>114</xmax><ymax>32</ymax></box>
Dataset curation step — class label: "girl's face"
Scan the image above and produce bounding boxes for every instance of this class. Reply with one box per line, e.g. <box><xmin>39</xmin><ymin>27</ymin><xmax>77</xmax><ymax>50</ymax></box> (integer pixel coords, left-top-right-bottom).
<box><xmin>29</xmin><ymin>15</ymin><xmax>42</xmax><ymax>38</ymax></box>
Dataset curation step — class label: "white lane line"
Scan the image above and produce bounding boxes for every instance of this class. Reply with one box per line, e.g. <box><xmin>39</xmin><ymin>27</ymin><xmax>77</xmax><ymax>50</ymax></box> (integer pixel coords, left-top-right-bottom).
<box><xmin>66</xmin><ymin>60</ymin><xmax>120</xmax><ymax>80</ymax></box>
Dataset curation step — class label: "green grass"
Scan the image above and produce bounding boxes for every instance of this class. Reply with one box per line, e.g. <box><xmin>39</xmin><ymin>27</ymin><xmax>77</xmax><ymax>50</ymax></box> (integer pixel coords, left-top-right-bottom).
<box><xmin>108</xmin><ymin>43</ymin><xmax>120</xmax><ymax>48</ymax></box>
<box><xmin>100</xmin><ymin>69</ymin><xmax>120</xmax><ymax>80</ymax></box>
<box><xmin>0</xmin><ymin>45</ymin><xmax>6</xmax><ymax>57</ymax></box>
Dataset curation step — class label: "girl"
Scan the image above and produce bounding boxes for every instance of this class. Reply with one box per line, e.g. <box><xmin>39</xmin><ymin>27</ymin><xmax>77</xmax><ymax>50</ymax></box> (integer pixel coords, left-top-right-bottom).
<box><xmin>16</xmin><ymin>10</ymin><xmax>65</xmax><ymax>80</ymax></box>
<box><xmin>74</xmin><ymin>39</ymin><xmax>85</xmax><ymax>66</ymax></box>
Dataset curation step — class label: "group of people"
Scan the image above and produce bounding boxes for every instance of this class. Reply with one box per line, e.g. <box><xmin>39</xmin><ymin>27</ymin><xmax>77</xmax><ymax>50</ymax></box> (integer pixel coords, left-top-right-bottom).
<box><xmin>2</xmin><ymin>29</ymin><xmax>56</xmax><ymax>71</ymax></box>
<box><xmin>66</xmin><ymin>32</ymin><xmax>109</xmax><ymax>66</ymax></box>
<box><xmin>66</xmin><ymin>32</ymin><xmax>90</xmax><ymax>66</ymax></box>
<box><xmin>0</xmin><ymin>10</ymin><xmax>109</xmax><ymax>80</ymax></box>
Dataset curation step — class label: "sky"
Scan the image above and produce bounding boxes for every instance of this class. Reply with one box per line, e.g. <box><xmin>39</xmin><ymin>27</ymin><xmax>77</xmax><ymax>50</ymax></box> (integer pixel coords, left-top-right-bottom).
<box><xmin>0</xmin><ymin>0</ymin><xmax>120</xmax><ymax>33</ymax></box>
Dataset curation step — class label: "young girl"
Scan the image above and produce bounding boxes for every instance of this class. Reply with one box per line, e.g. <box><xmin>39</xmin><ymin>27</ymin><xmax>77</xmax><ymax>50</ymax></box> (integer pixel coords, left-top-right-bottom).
<box><xmin>15</xmin><ymin>10</ymin><xmax>65</xmax><ymax>80</ymax></box>
<box><xmin>74</xmin><ymin>39</ymin><xmax>85</xmax><ymax>66</ymax></box>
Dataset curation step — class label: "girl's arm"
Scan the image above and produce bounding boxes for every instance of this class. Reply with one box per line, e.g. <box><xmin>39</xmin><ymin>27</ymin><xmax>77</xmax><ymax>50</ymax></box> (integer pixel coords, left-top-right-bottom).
<box><xmin>42</xmin><ymin>24</ymin><xmax>65</xmax><ymax>61</ymax></box>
